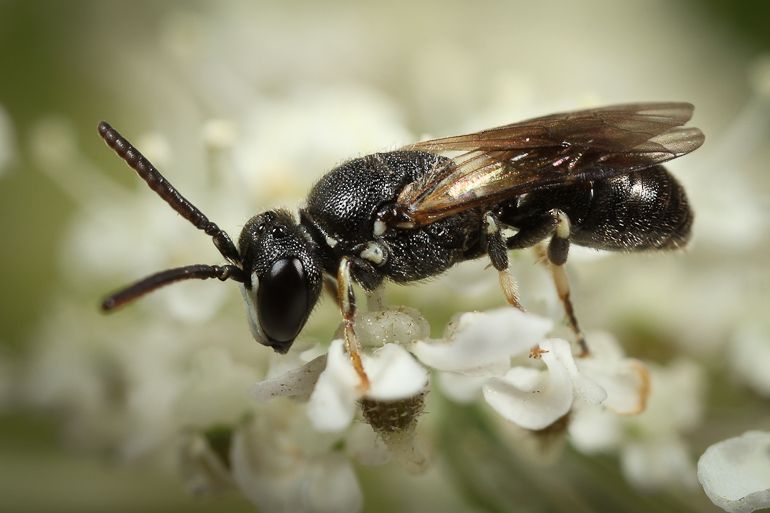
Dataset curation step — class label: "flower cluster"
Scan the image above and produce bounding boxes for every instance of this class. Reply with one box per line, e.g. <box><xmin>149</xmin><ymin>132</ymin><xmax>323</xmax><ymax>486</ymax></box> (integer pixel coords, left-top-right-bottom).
<box><xmin>149</xmin><ymin>300</ymin><xmax>654</xmax><ymax>512</ymax></box>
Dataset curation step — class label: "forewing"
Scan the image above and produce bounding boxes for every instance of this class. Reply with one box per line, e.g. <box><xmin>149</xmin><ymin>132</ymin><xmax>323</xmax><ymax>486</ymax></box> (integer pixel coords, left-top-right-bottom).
<box><xmin>399</xmin><ymin>103</ymin><xmax>704</xmax><ymax>224</ymax></box>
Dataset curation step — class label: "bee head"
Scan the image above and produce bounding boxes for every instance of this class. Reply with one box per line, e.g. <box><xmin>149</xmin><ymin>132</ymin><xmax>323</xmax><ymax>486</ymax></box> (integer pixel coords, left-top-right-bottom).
<box><xmin>238</xmin><ymin>209</ymin><xmax>323</xmax><ymax>353</ymax></box>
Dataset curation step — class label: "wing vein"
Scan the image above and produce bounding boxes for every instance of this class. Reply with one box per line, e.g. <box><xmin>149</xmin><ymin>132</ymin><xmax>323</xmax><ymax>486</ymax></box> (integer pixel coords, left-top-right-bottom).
<box><xmin>397</xmin><ymin>102</ymin><xmax>703</xmax><ymax>225</ymax></box>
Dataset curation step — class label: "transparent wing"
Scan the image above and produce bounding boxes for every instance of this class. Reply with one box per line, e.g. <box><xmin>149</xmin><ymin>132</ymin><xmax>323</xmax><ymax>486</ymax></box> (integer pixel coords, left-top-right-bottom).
<box><xmin>398</xmin><ymin>103</ymin><xmax>704</xmax><ymax>225</ymax></box>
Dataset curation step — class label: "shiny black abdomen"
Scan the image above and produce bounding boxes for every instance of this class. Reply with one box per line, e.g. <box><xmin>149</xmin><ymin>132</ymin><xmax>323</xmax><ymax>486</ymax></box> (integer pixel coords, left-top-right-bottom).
<box><xmin>500</xmin><ymin>165</ymin><xmax>692</xmax><ymax>251</ymax></box>
<box><xmin>301</xmin><ymin>151</ymin><xmax>481</xmax><ymax>288</ymax></box>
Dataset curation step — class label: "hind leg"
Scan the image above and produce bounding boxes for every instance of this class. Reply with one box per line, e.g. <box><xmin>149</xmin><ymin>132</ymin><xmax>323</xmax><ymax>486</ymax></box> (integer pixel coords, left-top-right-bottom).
<box><xmin>505</xmin><ymin>209</ymin><xmax>589</xmax><ymax>356</ymax></box>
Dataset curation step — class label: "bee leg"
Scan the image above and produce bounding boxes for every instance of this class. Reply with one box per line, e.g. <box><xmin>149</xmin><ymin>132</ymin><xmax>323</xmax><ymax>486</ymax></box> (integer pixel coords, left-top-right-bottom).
<box><xmin>337</xmin><ymin>256</ymin><xmax>371</xmax><ymax>391</ymax></box>
<box><xmin>504</xmin><ymin>212</ymin><xmax>559</xmax><ymax>250</ymax></box>
<box><xmin>543</xmin><ymin>210</ymin><xmax>589</xmax><ymax>357</ymax></box>
<box><xmin>502</xmin><ymin>210</ymin><xmax>588</xmax><ymax>356</ymax></box>
<box><xmin>498</xmin><ymin>210</ymin><xmax>564</xmax><ymax>310</ymax></box>
<box><xmin>484</xmin><ymin>212</ymin><xmax>523</xmax><ymax>309</ymax></box>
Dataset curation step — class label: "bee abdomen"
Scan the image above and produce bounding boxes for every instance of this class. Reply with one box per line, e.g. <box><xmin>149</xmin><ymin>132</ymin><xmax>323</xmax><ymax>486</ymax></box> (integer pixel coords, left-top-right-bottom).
<box><xmin>572</xmin><ymin>166</ymin><xmax>693</xmax><ymax>251</ymax></box>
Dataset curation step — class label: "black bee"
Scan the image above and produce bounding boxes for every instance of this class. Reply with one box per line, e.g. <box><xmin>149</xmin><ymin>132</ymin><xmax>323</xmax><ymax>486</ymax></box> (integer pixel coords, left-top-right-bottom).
<box><xmin>99</xmin><ymin>103</ymin><xmax>703</xmax><ymax>386</ymax></box>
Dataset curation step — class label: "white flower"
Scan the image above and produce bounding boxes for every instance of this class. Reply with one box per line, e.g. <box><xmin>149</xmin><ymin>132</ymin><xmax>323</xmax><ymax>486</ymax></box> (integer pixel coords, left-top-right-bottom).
<box><xmin>412</xmin><ymin>307</ymin><xmax>553</xmax><ymax>375</ymax></box>
<box><xmin>246</xmin><ymin>306</ymin><xmax>433</xmax><ymax>475</ymax></box>
<box><xmin>306</xmin><ymin>340</ymin><xmax>428</xmax><ymax>432</ymax></box>
<box><xmin>250</xmin><ymin>305</ymin><xmax>432</xmax><ymax>436</ymax></box>
<box><xmin>249</xmin><ymin>307</ymin><xmax>437</xmax><ymax>474</ymax></box>
<box><xmin>252</xmin><ymin>352</ymin><xmax>328</xmax><ymax>402</ymax></box>
<box><xmin>412</xmin><ymin>307</ymin><xmax>553</xmax><ymax>404</ymax></box>
<box><xmin>483</xmin><ymin>339</ymin><xmax>606</xmax><ymax>430</ymax></box>
<box><xmin>698</xmin><ymin>431</ymin><xmax>770</xmax><ymax>513</ymax></box>
<box><xmin>414</xmin><ymin>310</ymin><xmax>646</xmax><ymax>432</ymax></box>
<box><xmin>569</xmin><ymin>358</ymin><xmax>704</xmax><ymax>490</ymax></box>
<box><xmin>573</xmin><ymin>331</ymin><xmax>651</xmax><ymax>415</ymax></box>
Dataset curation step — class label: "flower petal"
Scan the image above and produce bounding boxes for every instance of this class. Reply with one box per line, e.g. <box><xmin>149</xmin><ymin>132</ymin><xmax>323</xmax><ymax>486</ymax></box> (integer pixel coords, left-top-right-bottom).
<box><xmin>365</xmin><ymin>344</ymin><xmax>428</xmax><ymax>401</ymax></box>
<box><xmin>634</xmin><ymin>359</ymin><xmax>704</xmax><ymax>436</ymax></box>
<box><xmin>549</xmin><ymin>340</ymin><xmax>605</xmax><ymax>405</ymax></box>
<box><xmin>307</xmin><ymin>340</ymin><xmax>360</xmax><ymax>432</ymax></box>
<box><xmin>253</xmin><ymin>353</ymin><xmax>328</xmax><ymax>402</ymax></box>
<box><xmin>599</xmin><ymin>359</ymin><xmax>650</xmax><ymax>415</ymax></box>
<box><xmin>575</xmin><ymin>333</ymin><xmax>647</xmax><ymax>413</ymax></box>
<box><xmin>307</xmin><ymin>341</ymin><xmax>428</xmax><ymax>432</ymax></box>
<box><xmin>568</xmin><ymin>407</ymin><xmax>623</xmax><ymax>453</ymax></box>
<box><xmin>413</xmin><ymin>308</ymin><xmax>552</xmax><ymax>374</ymax></box>
<box><xmin>437</xmin><ymin>372</ymin><xmax>489</xmax><ymax>403</ymax></box>
<box><xmin>698</xmin><ymin>431</ymin><xmax>770</xmax><ymax>513</ymax></box>
<box><xmin>482</xmin><ymin>339</ymin><xmax>575</xmax><ymax>430</ymax></box>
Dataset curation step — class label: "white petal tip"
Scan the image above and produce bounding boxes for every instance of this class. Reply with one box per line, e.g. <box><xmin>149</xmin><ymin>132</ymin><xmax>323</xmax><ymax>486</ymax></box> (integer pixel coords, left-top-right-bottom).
<box><xmin>698</xmin><ymin>431</ymin><xmax>770</xmax><ymax>513</ymax></box>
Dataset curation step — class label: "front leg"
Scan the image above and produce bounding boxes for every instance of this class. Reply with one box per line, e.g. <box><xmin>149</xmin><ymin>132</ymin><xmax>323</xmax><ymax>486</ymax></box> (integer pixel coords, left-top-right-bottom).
<box><xmin>337</xmin><ymin>256</ymin><xmax>371</xmax><ymax>390</ymax></box>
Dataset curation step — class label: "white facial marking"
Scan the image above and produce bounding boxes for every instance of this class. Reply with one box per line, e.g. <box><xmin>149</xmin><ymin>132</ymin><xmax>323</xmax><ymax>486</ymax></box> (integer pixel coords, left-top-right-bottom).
<box><xmin>325</xmin><ymin>234</ymin><xmax>339</xmax><ymax>248</ymax></box>
<box><xmin>239</xmin><ymin>272</ymin><xmax>268</xmax><ymax>346</ymax></box>
<box><xmin>360</xmin><ymin>241</ymin><xmax>385</xmax><ymax>265</ymax></box>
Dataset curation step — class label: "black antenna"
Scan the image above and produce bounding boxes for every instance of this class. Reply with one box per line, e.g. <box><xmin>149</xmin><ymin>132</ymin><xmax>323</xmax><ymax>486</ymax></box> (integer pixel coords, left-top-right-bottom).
<box><xmin>102</xmin><ymin>264</ymin><xmax>245</xmax><ymax>312</ymax></box>
<box><xmin>98</xmin><ymin>121</ymin><xmax>246</xmax><ymax>312</ymax></box>
<box><xmin>98</xmin><ymin>121</ymin><xmax>241</xmax><ymax>264</ymax></box>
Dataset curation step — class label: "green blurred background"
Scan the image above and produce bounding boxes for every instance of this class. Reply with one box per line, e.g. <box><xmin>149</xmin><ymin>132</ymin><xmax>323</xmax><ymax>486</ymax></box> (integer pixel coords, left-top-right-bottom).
<box><xmin>1</xmin><ymin>1</ymin><xmax>769</xmax><ymax>512</ymax></box>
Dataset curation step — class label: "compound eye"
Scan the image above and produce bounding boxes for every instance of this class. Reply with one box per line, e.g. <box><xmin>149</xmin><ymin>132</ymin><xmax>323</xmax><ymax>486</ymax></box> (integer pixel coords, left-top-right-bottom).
<box><xmin>257</xmin><ymin>257</ymin><xmax>310</xmax><ymax>351</ymax></box>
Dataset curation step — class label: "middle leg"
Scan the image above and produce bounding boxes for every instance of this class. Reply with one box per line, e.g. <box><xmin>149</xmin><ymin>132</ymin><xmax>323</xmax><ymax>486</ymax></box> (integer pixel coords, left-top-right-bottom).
<box><xmin>484</xmin><ymin>211</ymin><xmax>523</xmax><ymax>310</ymax></box>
